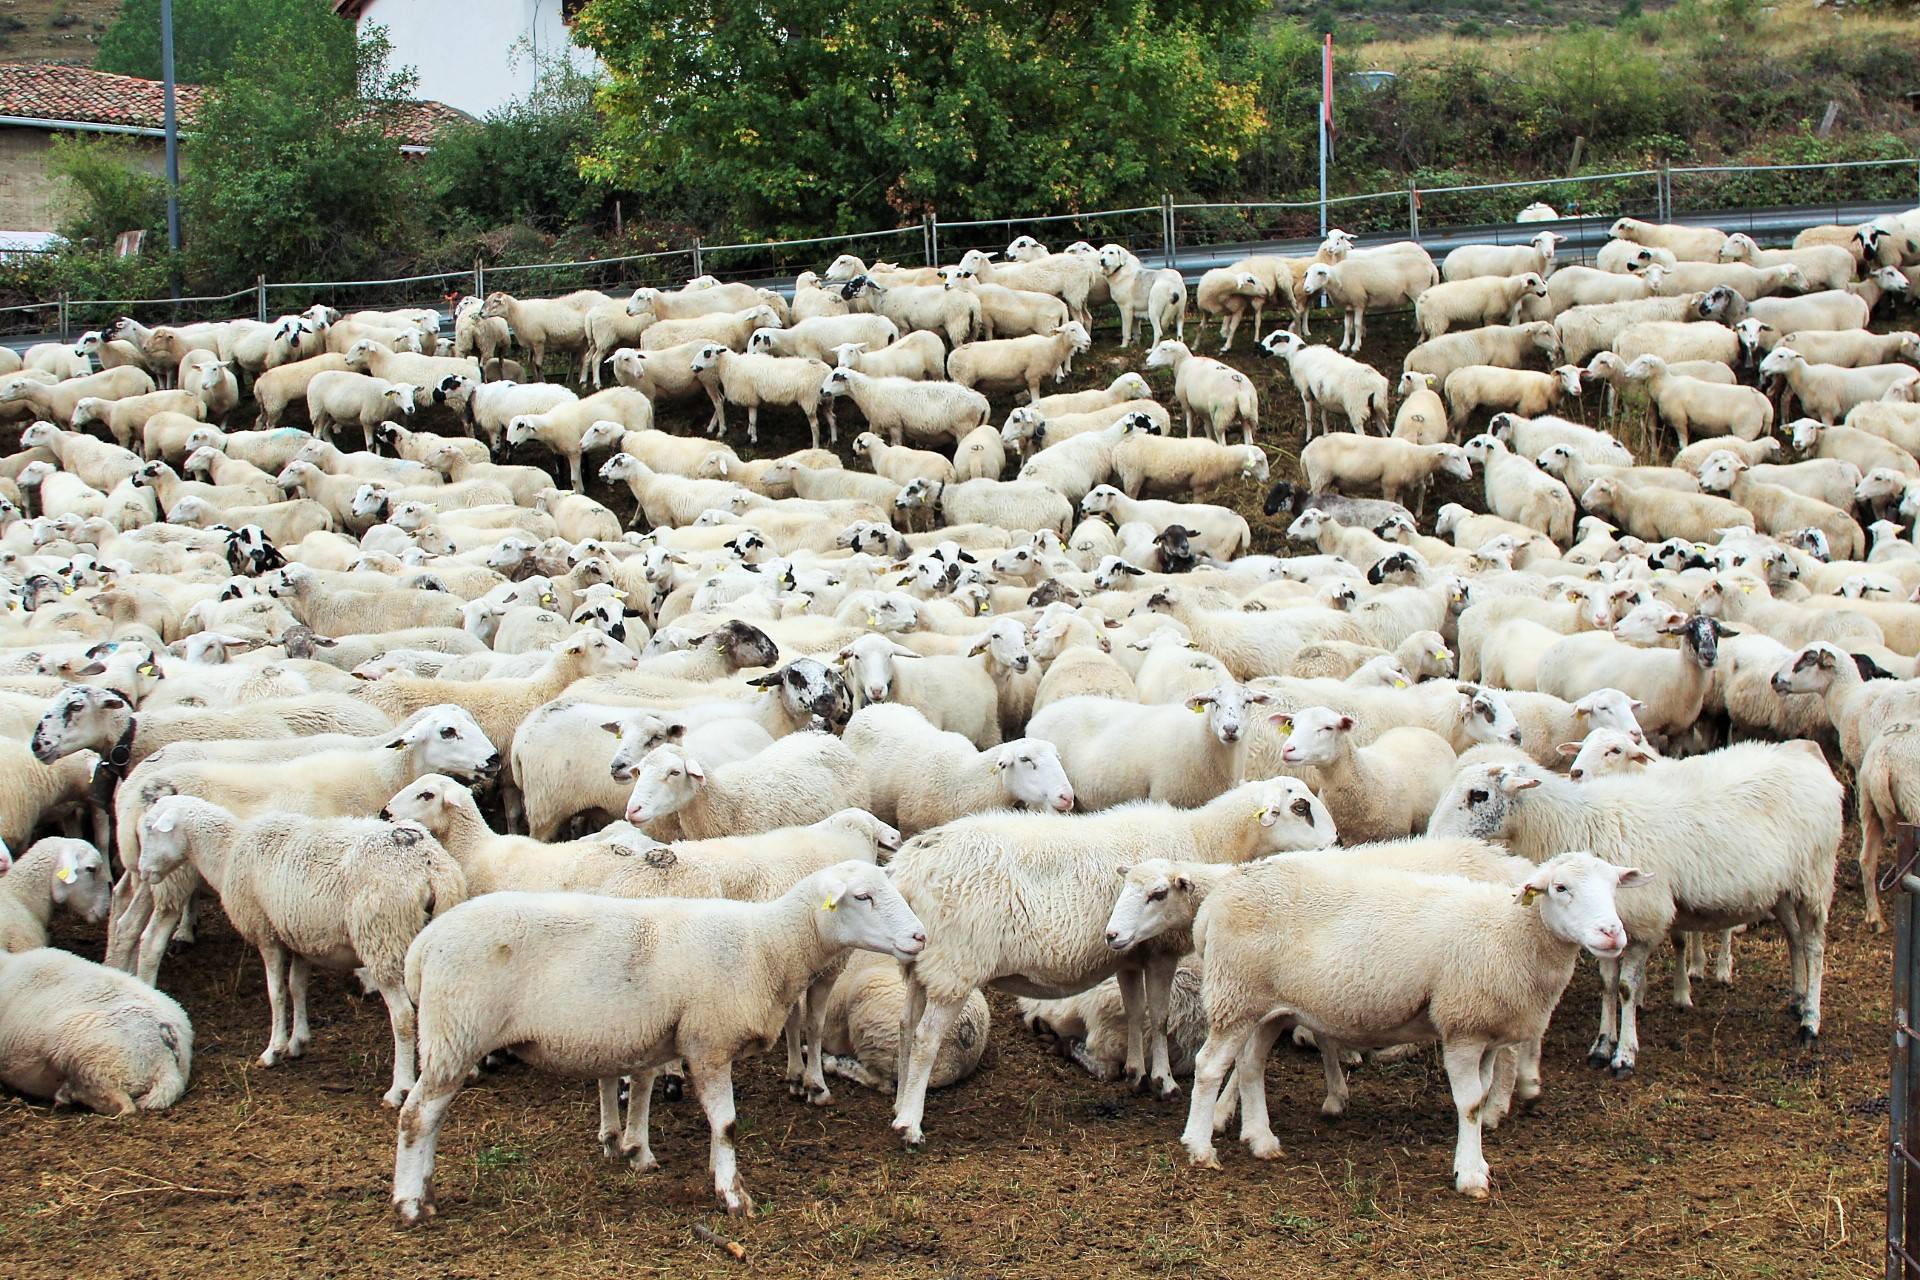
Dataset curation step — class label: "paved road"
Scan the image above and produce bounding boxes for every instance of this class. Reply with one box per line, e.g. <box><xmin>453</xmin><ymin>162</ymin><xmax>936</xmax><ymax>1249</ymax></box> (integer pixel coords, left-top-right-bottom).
<box><xmin>4</xmin><ymin>197</ymin><xmax>1913</xmax><ymax>352</ymax></box>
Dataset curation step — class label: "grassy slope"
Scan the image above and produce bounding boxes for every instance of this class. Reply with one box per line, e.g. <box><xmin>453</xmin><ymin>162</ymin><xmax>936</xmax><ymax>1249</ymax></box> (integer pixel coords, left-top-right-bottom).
<box><xmin>0</xmin><ymin>0</ymin><xmax>114</xmax><ymax>65</ymax></box>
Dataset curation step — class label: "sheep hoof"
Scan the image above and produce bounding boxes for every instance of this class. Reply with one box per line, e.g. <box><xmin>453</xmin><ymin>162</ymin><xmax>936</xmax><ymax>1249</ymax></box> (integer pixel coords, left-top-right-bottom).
<box><xmin>805</xmin><ymin>1084</ymin><xmax>834</xmax><ymax>1108</ymax></box>
<box><xmin>625</xmin><ymin>1148</ymin><xmax>659</xmax><ymax>1173</ymax></box>
<box><xmin>1186</xmin><ymin>1146</ymin><xmax>1223</xmax><ymax>1171</ymax></box>
<box><xmin>1247</xmin><ymin>1135</ymin><xmax>1283</xmax><ymax>1161</ymax></box>
<box><xmin>258</xmin><ymin>1050</ymin><xmax>281</xmax><ymax>1068</ymax></box>
<box><xmin>1319</xmin><ymin>1099</ymin><xmax>1345</xmax><ymax>1118</ymax></box>
<box><xmin>598</xmin><ymin>1134</ymin><xmax>621</xmax><ymax>1159</ymax></box>
<box><xmin>167</xmin><ymin>937</ymin><xmax>194</xmax><ymax>956</ymax></box>
<box><xmin>285</xmin><ymin>1038</ymin><xmax>308</xmax><ymax>1058</ymax></box>
<box><xmin>892</xmin><ymin>1121</ymin><xmax>924</xmax><ymax>1148</ymax></box>
<box><xmin>1152</xmin><ymin>1078</ymin><xmax>1181</xmax><ymax>1102</ymax></box>
<box><xmin>382</xmin><ymin>1086</ymin><xmax>408</xmax><ymax>1108</ymax></box>
<box><xmin>393</xmin><ymin>1197</ymin><xmax>434</xmax><ymax>1226</ymax></box>
<box><xmin>1797</xmin><ymin>1026</ymin><xmax>1820</xmax><ymax>1045</ymax></box>
<box><xmin>1608</xmin><ymin>1062</ymin><xmax>1635</xmax><ymax>1080</ymax></box>
<box><xmin>1456</xmin><ymin>1181</ymin><xmax>1491</xmax><ymax>1201</ymax></box>
<box><xmin>720</xmin><ymin>1183</ymin><xmax>753</xmax><ymax>1216</ymax></box>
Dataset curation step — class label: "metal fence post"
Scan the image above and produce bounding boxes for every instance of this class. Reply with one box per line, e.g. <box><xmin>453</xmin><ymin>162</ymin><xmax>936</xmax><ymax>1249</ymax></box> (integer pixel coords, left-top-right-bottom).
<box><xmin>692</xmin><ymin>238</ymin><xmax>703</xmax><ymax>280</ymax></box>
<box><xmin>474</xmin><ymin>257</ymin><xmax>485</xmax><ymax>301</ymax></box>
<box><xmin>57</xmin><ymin>293</ymin><xmax>69</xmax><ymax>338</ymax></box>
<box><xmin>921</xmin><ymin>214</ymin><xmax>934</xmax><ymax>267</ymax></box>
<box><xmin>1894</xmin><ymin>824</ymin><xmax>1920</xmax><ymax>1278</ymax></box>
<box><xmin>929</xmin><ymin>214</ymin><xmax>940</xmax><ymax>267</ymax></box>
<box><xmin>256</xmin><ymin>275</ymin><xmax>267</xmax><ymax>323</ymax></box>
<box><xmin>1407</xmin><ymin>184</ymin><xmax>1420</xmax><ymax>243</ymax></box>
<box><xmin>1161</xmin><ymin>194</ymin><xmax>1175</xmax><ymax>269</ymax></box>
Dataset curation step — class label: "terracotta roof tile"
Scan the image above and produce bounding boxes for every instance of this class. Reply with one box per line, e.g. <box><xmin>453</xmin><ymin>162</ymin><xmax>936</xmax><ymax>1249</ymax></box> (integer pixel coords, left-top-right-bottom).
<box><xmin>0</xmin><ymin>63</ymin><xmax>468</xmax><ymax>148</ymax></box>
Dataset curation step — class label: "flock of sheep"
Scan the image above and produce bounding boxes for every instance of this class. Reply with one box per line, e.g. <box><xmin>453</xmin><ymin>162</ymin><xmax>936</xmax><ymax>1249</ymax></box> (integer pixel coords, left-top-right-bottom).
<box><xmin>0</xmin><ymin>206</ymin><xmax>1918</xmax><ymax>1223</ymax></box>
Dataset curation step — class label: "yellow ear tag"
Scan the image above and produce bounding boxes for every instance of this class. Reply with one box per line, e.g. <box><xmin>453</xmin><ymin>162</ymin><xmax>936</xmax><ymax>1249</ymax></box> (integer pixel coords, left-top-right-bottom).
<box><xmin>139</xmin><ymin>663</ymin><xmax>157</xmax><ymax>676</ymax></box>
<box><xmin>979</xmin><ymin>600</ymin><xmax>991</xmax><ymax>614</ymax></box>
<box><xmin>1190</xmin><ymin>703</ymin><xmax>1205</xmax><ymax>714</ymax></box>
<box><xmin>1739</xmin><ymin>584</ymin><xmax>1753</xmax><ymax>594</ymax></box>
<box><xmin>1394</xmin><ymin>679</ymin><xmax>1408</xmax><ymax>689</ymax></box>
<box><xmin>866</xmin><ymin>613</ymin><xmax>879</xmax><ymax>627</ymax></box>
<box><xmin>55</xmin><ymin>866</ymin><xmax>76</xmax><ymax>884</ymax></box>
<box><xmin>61</xmin><ymin>585</ymin><xmax>73</xmax><ymax>595</ymax></box>
<box><xmin>1433</xmin><ymin>650</ymin><xmax>1448</xmax><ymax>661</ymax></box>
<box><xmin>821</xmin><ymin>896</ymin><xmax>838</xmax><ymax>912</ymax></box>
<box><xmin>1563</xmin><ymin>590</ymin><xmax>1580</xmax><ymax>602</ymax></box>
<box><xmin>1519</xmin><ymin>886</ymin><xmax>1541</xmax><ymax>907</ymax></box>
<box><xmin>988</xmin><ymin>761</ymin><xmax>1001</xmax><ymax>774</ymax></box>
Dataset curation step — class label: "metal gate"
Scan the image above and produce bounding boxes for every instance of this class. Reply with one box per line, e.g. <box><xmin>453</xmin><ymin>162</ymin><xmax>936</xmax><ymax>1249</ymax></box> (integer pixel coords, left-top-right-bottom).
<box><xmin>1888</xmin><ymin>824</ymin><xmax>1920</xmax><ymax>1276</ymax></box>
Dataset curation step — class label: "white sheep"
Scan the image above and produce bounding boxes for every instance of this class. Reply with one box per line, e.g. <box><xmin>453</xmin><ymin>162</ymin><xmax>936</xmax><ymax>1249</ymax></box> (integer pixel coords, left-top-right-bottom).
<box><xmin>888</xmin><ymin>776</ymin><xmax>1335</xmax><ymax>1141</ymax></box>
<box><xmin>947</xmin><ymin>323</ymin><xmax>1092</xmax><ymax>401</ymax></box>
<box><xmin>0</xmin><ymin>946</ymin><xmax>193</xmax><ymax>1113</ymax></box>
<box><xmin>1096</xmin><ymin>244</ymin><xmax>1188</xmax><ymax>347</ymax></box>
<box><xmin>1303</xmin><ymin>254</ymin><xmax>1436</xmax><ymax>354</ymax></box>
<box><xmin>0</xmin><ymin>836</ymin><xmax>112</xmax><ymax>953</ymax></box>
<box><xmin>304</xmin><ymin>372</ymin><xmax>418</xmax><ymax>451</ymax></box>
<box><xmin>1178</xmin><ymin>849</ymin><xmax>1642</xmax><ymax>1195</ymax></box>
<box><xmin>845</xmin><ymin>702</ymin><xmax>1074</xmax><ymax>832</ymax></box>
<box><xmin>1404</xmin><ymin>321</ymin><xmax>1561</xmax><ymax>385</ymax></box>
<box><xmin>854</xmin><ymin>431</ymin><xmax>955</xmax><ymax>486</ymax></box>
<box><xmin>137</xmin><ymin>795</ymin><xmax>466</xmax><ymax>1105</ymax></box>
<box><xmin>820</xmin><ymin>367</ymin><xmax>989</xmax><ymax>448</ymax></box>
<box><xmin>1271</xmin><ymin>705</ymin><xmax>1455</xmax><ymax>840</ymax></box>
<box><xmin>817</xmin><ymin>951</ymin><xmax>990</xmax><ymax>1094</ymax></box>
<box><xmin>623</xmin><ymin>732</ymin><xmax>869</xmax><ymax>840</ymax></box>
<box><xmin>1028</xmin><ymin>681</ymin><xmax>1271</xmax><ymax>810</ymax></box>
<box><xmin>1462</xmin><ymin>433</ymin><xmax>1575</xmax><ymax>544</ymax></box>
<box><xmin>392</xmin><ymin>861</ymin><xmax>926</xmax><ymax>1221</ymax></box>
<box><xmin>1444</xmin><ymin>364</ymin><xmax>1581</xmax><ymax>435</ymax></box>
<box><xmin>1257</xmin><ymin>330</ymin><xmax>1387</xmax><ymax>439</ymax></box>
<box><xmin>1609</xmin><ymin>217</ymin><xmax>1726</xmax><ymax>262</ymax></box>
<box><xmin>1429</xmin><ymin>748</ymin><xmax>1840</xmax><ymax>1072</ymax></box>
<box><xmin>1299</xmin><ymin>436</ymin><xmax>1472</xmax><ymax>518</ymax></box>
<box><xmin>1416</xmin><ymin>272</ymin><xmax>1548</xmax><ymax>340</ymax></box>
<box><xmin>1442</xmin><ymin>232</ymin><xmax>1563</xmax><ymax>282</ymax></box>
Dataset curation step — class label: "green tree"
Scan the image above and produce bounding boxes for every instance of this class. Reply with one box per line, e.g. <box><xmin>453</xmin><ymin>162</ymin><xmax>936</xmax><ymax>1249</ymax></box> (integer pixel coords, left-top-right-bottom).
<box><xmin>177</xmin><ymin>22</ymin><xmax>420</xmax><ymax>286</ymax></box>
<box><xmin>573</xmin><ymin>0</ymin><xmax>1270</xmax><ymax>237</ymax></box>
<box><xmin>95</xmin><ymin>0</ymin><xmax>350</xmax><ymax>86</ymax></box>
<box><xmin>422</xmin><ymin>50</ymin><xmax>609</xmax><ymax>233</ymax></box>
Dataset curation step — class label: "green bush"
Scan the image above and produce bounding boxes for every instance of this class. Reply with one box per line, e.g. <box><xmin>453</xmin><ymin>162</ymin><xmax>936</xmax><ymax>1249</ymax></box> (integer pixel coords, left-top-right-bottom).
<box><xmin>46</xmin><ymin>136</ymin><xmax>170</xmax><ymax>249</ymax></box>
<box><xmin>95</xmin><ymin>0</ymin><xmax>349</xmax><ymax>86</ymax></box>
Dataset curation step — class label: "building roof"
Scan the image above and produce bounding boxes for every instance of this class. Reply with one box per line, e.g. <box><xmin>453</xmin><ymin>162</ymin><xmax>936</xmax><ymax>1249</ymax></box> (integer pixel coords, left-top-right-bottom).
<box><xmin>0</xmin><ymin>62</ymin><xmax>468</xmax><ymax>149</ymax></box>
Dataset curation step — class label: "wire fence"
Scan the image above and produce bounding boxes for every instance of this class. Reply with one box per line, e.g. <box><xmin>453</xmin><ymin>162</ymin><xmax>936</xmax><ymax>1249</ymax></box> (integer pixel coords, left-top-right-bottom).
<box><xmin>4</xmin><ymin>157</ymin><xmax>1915</xmax><ymax>342</ymax></box>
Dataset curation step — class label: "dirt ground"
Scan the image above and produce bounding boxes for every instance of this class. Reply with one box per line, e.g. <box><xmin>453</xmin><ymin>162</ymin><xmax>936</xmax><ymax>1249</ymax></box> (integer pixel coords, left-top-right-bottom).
<box><xmin>0</xmin><ymin>304</ymin><xmax>1905</xmax><ymax>1277</ymax></box>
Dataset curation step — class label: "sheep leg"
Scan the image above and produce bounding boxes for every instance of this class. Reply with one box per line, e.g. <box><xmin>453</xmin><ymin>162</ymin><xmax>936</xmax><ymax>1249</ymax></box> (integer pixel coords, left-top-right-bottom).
<box><xmin>1861</xmin><ymin>793</ymin><xmax>1888</xmax><ymax>933</ymax></box>
<box><xmin>890</xmin><ymin>994</ymin><xmax>962</xmax><ymax>1146</ymax></box>
<box><xmin>823</xmin><ymin>1052</ymin><xmax>885</xmax><ymax>1090</ymax></box>
<box><xmin>133</xmin><ymin>893</ymin><xmax>186</xmax><ymax>986</ymax></box>
<box><xmin>1180</xmin><ymin>1027</ymin><xmax>1249</xmax><ymax>1169</ymax></box>
<box><xmin>1232</xmin><ymin>1021</ymin><xmax>1291</xmax><ymax>1158</ymax></box>
<box><xmin>1115</xmin><ymin>965</ymin><xmax>1148</xmax><ymax>1089</ymax></box>
<box><xmin>1608</xmin><ymin>943</ymin><xmax>1650</xmax><ymax>1077</ymax></box>
<box><xmin>1315</xmin><ymin>1033</ymin><xmax>1353</xmax><ymax>1119</ymax></box>
<box><xmin>893</xmin><ymin>971</ymin><xmax>925</xmax><ymax>1108</ymax></box>
<box><xmin>501</xmin><ymin>781</ymin><xmax>525</xmax><ymax>835</ymax></box>
<box><xmin>1588</xmin><ymin>954</ymin><xmax>1620</xmax><ymax>1066</ymax></box>
<box><xmin>1685</xmin><ymin>931</ymin><xmax>1708</xmax><ymax>982</ymax></box>
<box><xmin>619</xmin><ymin>1069</ymin><xmax>660</xmax><ymax>1170</ymax></box>
<box><xmin>687</xmin><ymin>1061</ymin><xmax>750</xmax><ymax>1215</ymax></box>
<box><xmin>374</xmin><ymin>979</ymin><xmax>419</xmax><ymax>1107</ymax></box>
<box><xmin>567</xmin><ymin>452</ymin><xmax>585</xmax><ymax>494</ymax></box>
<box><xmin>1483</xmin><ymin>1045</ymin><xmax>1518</xmax><ymax>1131</ymax></box>
<box><xmin>174</xmin><ymin>891</ymin><xmax>199</xmax><ymax>947</ymax></box>
<box><xmin>1443</xmin><ymin>1039</ymin><xmax>1497</xmax><ymax>1197</ymax></box>
<box><xmin>1068</xmin><ymin>1039</ymin><xmax>1122</xmax><ymax>1082</ymax></box>
<box><xmin>1220</xmin><ymin>310</ymin><xmax>1237</xmax><ymax>354</ymax></box>
<box><xmin>257</xmin><ymin>941</ymin><xmax>293</xmax><ymax>1067</ymax></box>
<box><xmin>800</xmin><ymin>974</ymin><xmax>835</xmax><ymax>1105</ymax></box>
<box><xmin>1669</xmin><ymin>931</ymin><xmax>1695</xmax><ymax>1010</ymax></box>
<box><xmin>1142</xmin><ymin>953</ymin><xmax>1181</xmax><ymax>1099</ymax></box>
<box><xmin>105</xmin><ymin>870</ymin><xmax>150</xmax><ymax>971</ymax></box>
<box><xmin>392</xmin><ymin>1079</ymin><xmax>460</xmax><ymax>1225</ymax></box>
<box><xmin>783</xmin><ymin>1001</ymin><xmax>807</xmax><ymax>1098</ymax></box>
<box><xmin>1795</xmin><ymin>902</ymin><xmax>1826</xmax><ymax>1041</ymax></box>
<box><xmin>1711</xmin><ymin>930</ymin><xmax>1735</xmax><ymax>985</ymax></box>
<box><xmin>287</xmin><ymin>955</ymin><xmax>313</xmax><ymax>1057</ymax></box>
<box><xmin>745</xmin><ymin>405</ymin><xmax>760</xmax><ymax>446</ymax></box>
<box><xmin>596</xmin><ymin>1077</ymin><xmax>624</xmax><ymax>1156</ymax></box>
<box><xmin>1515</xmin><ymin>1036</ymin><xmax>1545</xmax><ymax>1109</ymax></box>
<box><xmin>1773</xmin><ymin>898</ymin><xmax>1807</xmax><ymax>1015</ymax></box>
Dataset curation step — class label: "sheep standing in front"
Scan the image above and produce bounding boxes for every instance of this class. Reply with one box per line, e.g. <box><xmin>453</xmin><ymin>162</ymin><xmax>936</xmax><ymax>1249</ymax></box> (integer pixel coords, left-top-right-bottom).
<box><xmin>1272</xmin><ymin>706</ymin><xmax>1455</xmax><ymax>840</ymax></box>
<box><xmin>1303</xmin><ymin>254</ymin><xmax>1437</xmax><ymax>354</ymax></box>
<box><xmin>136</xmin><ymin>795</ymin><xmax>467</xmax><ymax>1106</ymax></box>
<box><xmin>623</xmin><ymin>732</ymin><xmax>870</xmax><ymax>840</ymax></box>
<box><xmin>393</xmin><ymin>862</ymin><xmax>926</xmax><ymax>1221</ymax></box>
<box><xmin>1179</xmin><ymin>850</ymin><xmax>1643</xmax><ymax>1196</ymax></box>
<box><xmin>1462</xmin><ymin>433</ymin><xmax>1575</xmax><ymax>545</ymax></box>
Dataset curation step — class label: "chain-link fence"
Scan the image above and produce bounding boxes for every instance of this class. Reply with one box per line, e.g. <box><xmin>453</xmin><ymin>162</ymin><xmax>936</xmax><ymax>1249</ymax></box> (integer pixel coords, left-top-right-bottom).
<box><xmin>5</xmin><ymin>157</ymin><xmax>1913</xmax><ymax>345</ymax></box>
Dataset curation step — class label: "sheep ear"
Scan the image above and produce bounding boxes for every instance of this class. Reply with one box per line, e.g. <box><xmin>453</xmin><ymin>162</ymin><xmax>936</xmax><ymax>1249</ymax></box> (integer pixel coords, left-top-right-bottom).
<box><xmin>599</xmin><ymin>721</ymin><xmax>625</xmax><ymax>736</ymax></box>
<box><xmin>1615</xmin><ymin>866</ymin><xmax>1653</xmax><ymax>888</ymax></box>
<box><xmin>1336</xmin><ymin>715</ymin><xmax>1354</xmax><ymax>731</ymax></box>
<box><xmin>966</xmin><ymin>635</ymin><xmax>991</xmax><ymax>657</ymax></box>
<box><xmin>1629</xmin><ymin>745</ymin><xmax>1657</xmax><ymax>765</ymax></box>
<box><xmin>1500</xmin><ymin>774</ymin><xmax>1542</xmax><ymax>795</ymax></box>
<box><xmin>1185</xmin><ymin>695</ymin><xmax>1212</xmax><ymax>714</ymax></box>
<box><xmin>683</xmin><ymin>759</ymin><xmax>706</xmax><ymax>783</ymax></box>
<box><xmin>1115</xmin><ymin>863</ymin><xmax>1132</xmax><ymax>879</ymax></box>
<box><xmin>150</xmin><ymin>810</ymin><xmax>176</xmax><ymax>834</ymax></box>
<box><xmin>1555</xmin><ymin>742</ymin><xmax>1581</xmax><ymax>758</ymax></box>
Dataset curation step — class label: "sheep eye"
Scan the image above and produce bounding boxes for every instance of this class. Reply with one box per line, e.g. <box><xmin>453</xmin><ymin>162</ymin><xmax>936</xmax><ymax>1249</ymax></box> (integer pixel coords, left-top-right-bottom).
<box><xmin>439</xmin><ymin>726</ymin><xmax>456</xmax><ymax>739</ymax></box>
<box><xmin>852</xmin><ymin>892</ymin><xmax>871</xmax><ymax>903</ymax></box>
<box><xmin>1146</xmin><ymin>887</ymin><xmax>1169</xmax><ymax>902</ymax></box>
<box><xmin>1290</xmin><ymin>798</ymin><xmax>1312</xmax><ymax>817</ymax></box>
<box><xmin>1553</xmin><ymin>884</ymin><xmax>1568</xmax><ymax>895</ymax></box>
<box><xmin>1468</xmin><ymin>788</ymin><xmax>1489</xmax><ymax>805</ymax></box>
<box><xmin>667</xmin><ymin>769</ymin><xmax>680</xmax><ymax>777</ymax></box>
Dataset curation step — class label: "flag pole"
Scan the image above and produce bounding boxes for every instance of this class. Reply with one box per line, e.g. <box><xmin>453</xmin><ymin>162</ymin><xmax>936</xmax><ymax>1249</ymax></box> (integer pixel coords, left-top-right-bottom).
<box><xmin>1318</xmin><ymin>33</ymin><xmax>1332</xmax><ymax>238</ymax></box>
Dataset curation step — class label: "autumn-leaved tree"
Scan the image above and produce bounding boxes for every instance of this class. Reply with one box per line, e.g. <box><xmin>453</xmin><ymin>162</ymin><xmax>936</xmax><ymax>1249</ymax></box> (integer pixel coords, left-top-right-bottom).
<box><xmin>572</xmin><ymin>0</ymin><xmax>1270</xmax><ymax>236</ymax></box>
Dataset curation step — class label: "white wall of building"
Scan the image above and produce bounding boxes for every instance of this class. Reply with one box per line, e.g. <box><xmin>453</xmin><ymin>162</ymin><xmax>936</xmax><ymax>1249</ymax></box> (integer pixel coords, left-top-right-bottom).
<box><xmin>357</xmin><ymin>0</ymin><xmax>600</xmax><ymax>120</ymax></box>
